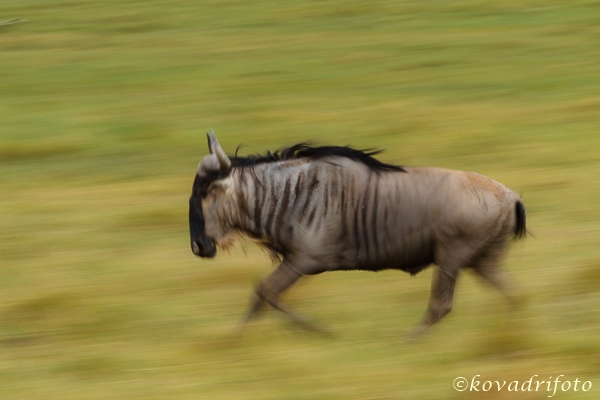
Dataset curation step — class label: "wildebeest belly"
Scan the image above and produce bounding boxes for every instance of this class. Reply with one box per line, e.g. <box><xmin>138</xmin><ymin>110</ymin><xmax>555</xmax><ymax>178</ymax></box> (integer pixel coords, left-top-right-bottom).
<box><xmin>335</xmin><ymin>239</ymin><xmax>434</xmax><ymax>276</ymax></box>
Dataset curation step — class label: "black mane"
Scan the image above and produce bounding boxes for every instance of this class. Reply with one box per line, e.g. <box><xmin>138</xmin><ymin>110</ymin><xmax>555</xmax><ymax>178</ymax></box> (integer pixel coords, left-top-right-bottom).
<box><xmin>229</xmin><ymin>143</ymin><xmax>405</xmax><ymax>173</ymax></box>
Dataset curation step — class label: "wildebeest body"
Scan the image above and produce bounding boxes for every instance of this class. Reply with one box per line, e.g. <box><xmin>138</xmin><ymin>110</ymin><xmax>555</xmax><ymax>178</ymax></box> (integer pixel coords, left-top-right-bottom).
<box><xmin>190</xmin><ymin>132</ymin><xmax>526</xmax><ymax>336</ymax></box>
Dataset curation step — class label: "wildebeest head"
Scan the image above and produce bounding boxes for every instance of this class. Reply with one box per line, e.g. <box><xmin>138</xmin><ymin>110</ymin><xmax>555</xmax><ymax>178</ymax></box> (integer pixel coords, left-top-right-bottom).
<box><xmin>189</xmin><ymin>130</ymin><xmax>232</xmax><ymax>258</ymax></box>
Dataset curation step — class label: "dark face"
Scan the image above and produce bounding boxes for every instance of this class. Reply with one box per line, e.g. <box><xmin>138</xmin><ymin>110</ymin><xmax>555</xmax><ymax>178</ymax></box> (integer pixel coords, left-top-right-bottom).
<box><xmin>189</xmin><ymin>175</ymin><xmax>217</xmax><ymax>258</ymax></box>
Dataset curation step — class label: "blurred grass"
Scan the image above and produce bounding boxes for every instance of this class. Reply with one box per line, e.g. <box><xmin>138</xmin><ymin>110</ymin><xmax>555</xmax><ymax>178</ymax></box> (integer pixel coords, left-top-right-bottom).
<box><xmin>1</xmin><ymin>0</ymin><xmax>600</xmax><ymax>399</ymax></box>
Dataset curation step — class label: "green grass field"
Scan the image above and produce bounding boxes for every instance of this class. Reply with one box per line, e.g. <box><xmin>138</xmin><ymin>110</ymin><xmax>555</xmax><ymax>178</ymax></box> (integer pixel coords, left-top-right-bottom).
<box><xmin>1</xmin><ymin>1</ymin><xmax>599</xmax><ymax>398</ymax></box>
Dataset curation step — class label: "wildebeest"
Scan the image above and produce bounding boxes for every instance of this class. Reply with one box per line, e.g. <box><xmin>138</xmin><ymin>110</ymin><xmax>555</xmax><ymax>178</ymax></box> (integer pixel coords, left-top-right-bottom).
<box><xmin>189</xmin><ymin>130</ymin><xmax>526</xmax><ymax>336</ymax></box>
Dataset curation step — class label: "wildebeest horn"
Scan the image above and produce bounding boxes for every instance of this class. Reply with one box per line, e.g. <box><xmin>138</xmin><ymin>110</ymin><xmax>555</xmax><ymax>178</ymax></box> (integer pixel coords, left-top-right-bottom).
<box><xmin>206</xmin><ymin>129</ymin><xmax>231</xmax><ymax>171</ymax></box>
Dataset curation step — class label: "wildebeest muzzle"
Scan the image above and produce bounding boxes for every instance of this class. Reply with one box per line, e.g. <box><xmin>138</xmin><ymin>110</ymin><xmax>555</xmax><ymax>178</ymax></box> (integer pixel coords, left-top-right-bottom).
<box><xmin>189</xmin><ymin>196</ymin><xmax>216</xmax><ymax>258</ymax></box>
<box><xmin>191</xmin><ymin>236</ymin><xmax>216</xmax><ymax>258</ymax></box>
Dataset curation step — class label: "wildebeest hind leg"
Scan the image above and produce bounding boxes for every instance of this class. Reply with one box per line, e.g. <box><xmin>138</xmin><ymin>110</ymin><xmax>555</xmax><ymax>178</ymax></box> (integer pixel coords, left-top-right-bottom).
<box><xmin>409</xmin><ymin>267</ymin><xmax>457</xmax><ymax>339</ymax></box>
<box><xmin>471</xmin><ymin>246</ymin><xmax>522</xmax><ymax>309</ymax></box>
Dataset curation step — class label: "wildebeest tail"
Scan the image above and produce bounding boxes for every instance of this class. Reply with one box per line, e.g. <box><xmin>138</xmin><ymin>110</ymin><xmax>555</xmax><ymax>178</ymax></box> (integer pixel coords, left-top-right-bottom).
<box><xmin>514</xmin><ymin>200</ymin><xmax>527</xmax><ymax>239</ymax></box>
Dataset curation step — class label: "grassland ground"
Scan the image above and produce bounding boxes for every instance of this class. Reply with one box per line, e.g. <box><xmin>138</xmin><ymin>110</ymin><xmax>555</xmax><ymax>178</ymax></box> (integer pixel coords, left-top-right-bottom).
<box><xmin>1</xmin><ymin>1</ymin><xmax>599</xmax><ymax>399</ymax></box>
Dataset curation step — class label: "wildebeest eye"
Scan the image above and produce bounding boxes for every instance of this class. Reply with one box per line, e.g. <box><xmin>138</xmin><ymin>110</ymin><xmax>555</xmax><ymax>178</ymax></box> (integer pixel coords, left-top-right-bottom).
<box><xmin>194</xmin><ymin>170</ymin><xmax>232</xmax><ymax>198</ymax></box>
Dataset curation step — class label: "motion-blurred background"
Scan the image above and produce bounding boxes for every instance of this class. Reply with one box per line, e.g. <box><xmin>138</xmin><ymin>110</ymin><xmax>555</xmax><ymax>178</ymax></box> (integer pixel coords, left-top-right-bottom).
<box><xmin>1</xmin><ymin>1</ymin><xmax>599</xmax><ymax>399</ymax></box>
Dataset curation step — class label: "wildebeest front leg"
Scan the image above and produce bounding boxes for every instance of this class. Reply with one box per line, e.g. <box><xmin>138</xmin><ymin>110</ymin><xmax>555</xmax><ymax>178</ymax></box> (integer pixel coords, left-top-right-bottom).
<box><xmin>238</xmin><ymin>261</ymin><xmax>327</xmax><ymax>334</ymax></box>
<box><xmin>409</xmin><ymin>267</ymin><xmax>457</xmax><ymax>338</ymax></box>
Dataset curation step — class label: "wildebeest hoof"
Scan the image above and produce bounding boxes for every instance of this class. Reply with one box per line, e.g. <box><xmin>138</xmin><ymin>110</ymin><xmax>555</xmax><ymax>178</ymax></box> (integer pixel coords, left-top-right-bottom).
<box><xmin>405</xmin><ymin>325</ymin><xmax>431</xmax><ymax>342</ymax></box>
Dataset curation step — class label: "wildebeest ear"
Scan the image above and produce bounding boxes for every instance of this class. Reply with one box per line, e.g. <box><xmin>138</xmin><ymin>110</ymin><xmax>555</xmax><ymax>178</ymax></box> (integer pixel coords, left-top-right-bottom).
<box><xmin>197</xmin><ymin>155</ymin><xmax>220</xmax><ymax>176</ymax></box>
<box><xmin>206</xmin><ymin>129</ymin><xmax>231</xmax><ymax>171</ymax></box>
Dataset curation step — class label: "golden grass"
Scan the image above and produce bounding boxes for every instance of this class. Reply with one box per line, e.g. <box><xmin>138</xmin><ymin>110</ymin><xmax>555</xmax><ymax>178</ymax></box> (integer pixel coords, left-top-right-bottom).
<box><xmin>1</xmin><ymin>0</ymin><xmax>600</xmax><ymax>398</ymax></box>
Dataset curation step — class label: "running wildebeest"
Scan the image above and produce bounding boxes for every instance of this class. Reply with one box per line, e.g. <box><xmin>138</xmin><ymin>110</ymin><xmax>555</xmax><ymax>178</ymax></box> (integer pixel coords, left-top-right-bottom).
<box><xmin>189</xmin><ymin>130</ymin><xmax>526</xmax><ymax>336</ymax></box>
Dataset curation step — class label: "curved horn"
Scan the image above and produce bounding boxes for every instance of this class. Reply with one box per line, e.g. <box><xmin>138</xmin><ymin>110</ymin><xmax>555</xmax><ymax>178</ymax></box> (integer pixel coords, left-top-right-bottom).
<box><xmin>206</xmin><ymin>129</ymin><xmax>231</xmax><ymax>171</ymax></box>
<box><xmin>206</xmin><ymin>131</ymin><xmax>214</xmax><ymax>154</ymax></box>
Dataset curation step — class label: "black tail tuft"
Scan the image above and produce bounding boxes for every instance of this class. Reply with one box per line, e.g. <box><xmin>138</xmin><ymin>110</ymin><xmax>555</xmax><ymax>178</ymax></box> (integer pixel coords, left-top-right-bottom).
<box><xmin>514</xmin><ymin>201</ymin><xmax>527</xmax><ymax>239</ymax></box>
